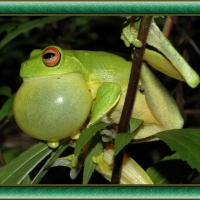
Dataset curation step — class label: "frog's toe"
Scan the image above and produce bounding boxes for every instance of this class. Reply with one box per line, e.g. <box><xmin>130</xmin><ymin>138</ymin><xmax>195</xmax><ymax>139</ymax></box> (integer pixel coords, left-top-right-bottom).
<box><xmin>70</xmin><ymin>161</ymin><xmax>83</xmax><ymax>179</ymax></box>
<box><xmin>100</xmin><ymin>129</ymin><xmax>117</xmax><ymax>142</ymax></box>
<box><xmin>51</xmin><ymin>154</ymin><xmax>83</xmax><ymax>180</ymax></box>
<box><xmin>47</xmin><ymin>139</ymin><xmax>59</xmax><ymax>148</ymax></box>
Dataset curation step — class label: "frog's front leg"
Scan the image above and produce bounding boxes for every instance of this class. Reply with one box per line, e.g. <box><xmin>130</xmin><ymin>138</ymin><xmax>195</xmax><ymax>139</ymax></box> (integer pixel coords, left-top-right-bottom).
<box><xmin>87</xmin><ymin>82</ymin><xmax>121</xmax><ymax>127</ymax></box>
<box><xmin>134</xmin><ymin>63</ymin><xmax>184</xmax><ymax>140</ymax></box>
<box><xmin>70</xmin><ymin>82</ymin><xmax>121</xmax><ymax>167</ymax></box>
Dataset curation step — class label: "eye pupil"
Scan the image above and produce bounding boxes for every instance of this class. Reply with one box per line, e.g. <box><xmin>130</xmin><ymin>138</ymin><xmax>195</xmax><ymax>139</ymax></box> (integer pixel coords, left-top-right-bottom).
<box><xmin>43</xmin><ymin>52</ymin><xmax>55</xmax><ymax>59</ymax></box>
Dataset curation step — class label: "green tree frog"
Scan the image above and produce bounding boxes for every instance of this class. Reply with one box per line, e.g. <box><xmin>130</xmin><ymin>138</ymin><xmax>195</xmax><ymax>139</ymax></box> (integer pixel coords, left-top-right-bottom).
<box><xmin>13</xmin><ymin>44</ymin><xmax>191</xmax><ymax>148</ymax></box>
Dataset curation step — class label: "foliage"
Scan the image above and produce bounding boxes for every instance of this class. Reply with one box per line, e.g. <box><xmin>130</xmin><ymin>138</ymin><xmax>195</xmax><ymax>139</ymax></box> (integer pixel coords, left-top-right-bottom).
<box><xmin>114</xmin><ymin>118</ymin><xmax>143</xmax><ymax>155</ymax></box>
<box><xmin>1</xmin><ymin>16</ymin><xmax>200</xmax><ymax>184</ymax></box>
<box><xmin>146</xmin><ymin>151</ymin><xmax>192</xmax><ymax>184</ymax></box>
<box><xmin>155</xmin><ymin>129</ymin><xmax>200</xmax><ymax>173</ymax></box>
<box><xmin>0</xmin><ymin>142</ymin><xmax>52</xmax><ymax>184</ymax></box>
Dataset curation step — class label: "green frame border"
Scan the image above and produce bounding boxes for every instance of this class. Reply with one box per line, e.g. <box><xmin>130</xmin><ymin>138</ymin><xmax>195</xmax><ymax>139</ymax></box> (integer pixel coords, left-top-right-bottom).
<box><xmin>1</xmin><ymin>1</ymin><xmax>200</xmax><ymax>199</ymax></box>
<box><xmin>0</xmin><ymin>1</ymin><xmax>200</xmax><ymax>14</ymax></box>
<box><xmin>1</xmin><ymin>185</ymin><xmax>200</xmax><ymax>199</ymax></box>
<box><xmin>0</xmin><ymin>185</ymin><xmax>200</xmax><ymax>199</ymax></box>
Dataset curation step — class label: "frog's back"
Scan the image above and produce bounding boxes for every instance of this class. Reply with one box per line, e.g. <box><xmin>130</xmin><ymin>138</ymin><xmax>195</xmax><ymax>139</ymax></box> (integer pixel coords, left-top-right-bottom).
<box><xmin>66</xmin><ymin>50</ymin><xmax>131</xmax><ymax>84</ymax></box>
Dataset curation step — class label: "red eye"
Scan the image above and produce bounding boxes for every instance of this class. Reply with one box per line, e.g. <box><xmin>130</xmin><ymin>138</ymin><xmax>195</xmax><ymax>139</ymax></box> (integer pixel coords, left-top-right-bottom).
<box><xmin>42</xmin><ymin>47</ymin><xmax>61</xmax><ymax>67</ymax></box>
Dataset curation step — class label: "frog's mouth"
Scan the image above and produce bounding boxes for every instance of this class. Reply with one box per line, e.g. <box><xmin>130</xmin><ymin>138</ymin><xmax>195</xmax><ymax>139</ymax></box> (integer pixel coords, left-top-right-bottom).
<box><xmin>22</xmin><ymin>72</ymin><xmax>84</xmax><ymax>82</ymax></box>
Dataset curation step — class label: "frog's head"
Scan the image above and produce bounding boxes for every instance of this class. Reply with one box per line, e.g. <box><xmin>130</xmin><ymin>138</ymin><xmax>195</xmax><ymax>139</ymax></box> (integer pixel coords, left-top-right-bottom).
<box><xmin>20</xmin><ymin>46</ymin><xmax>82</xmax><ymax>78</ymax></box>
<box><xmin>14</xmin><ymin>46</ymin><xmax>93</xmax><ymax>148</ymax></box>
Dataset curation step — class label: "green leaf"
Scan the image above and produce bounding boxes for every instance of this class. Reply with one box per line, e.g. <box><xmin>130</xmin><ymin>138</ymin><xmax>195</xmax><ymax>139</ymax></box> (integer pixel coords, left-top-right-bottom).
<box><xmin>129</xmin><ymin>117</ymin><xmax>143</xmax><ymax>133</ymax></box>
<box><xmin>0</xmin><ymin>147</ymin><xmax>20</xmax><ymax>165</ymax></box>
<box><xmin>0</xmin><ymin>94</ymin><xmax>15</xmax><ymax>121</ymax></box>
<box><xmin>31</xmin><ymin>138</ymin><xmax>70</xmax><ymax>184</ymax></box>
<box><xmin>146</xmin><ymin>152</ymin><xmax>192</xmax><ymax>184</ymax></box>
<box><xmin>114</xmin><ymin>118</ymin><xmax>143</xmax><ymax>156</ymax></box>
<box><xmin>21</xmin><ymin>175</ymin><xmax>31</xmax><ymax>184</ymax></box>
<box><xmin>0</xmin><ymin>142</ymin><xmax>53</xmax><ymax>184</ymax></box>
<box><xmin>74</xmin><ymin>123</ymin><xmax>110</xmax><ymax>157</ymax></box>
<box><xmin>0</xmin><ymin>86</ymin><xmax>12</xmax><ymax>97</ymax></box>
<box><xmin>83</xmin><ymin>134</ymin><xmax>103</xmax><ymax>184</ymax></box>
<box><xmin>114</xmin><ymin>132</ymin><xmax>134</xmax><ymax>156</ymax></box>
<box><xmin>0</xmin><ymin>16</ymin><xmax>67</xmax><ymax>49</ymax></box>
<box><xmin>0</xmin><ymin>23</ymin><xmax>17</xmax><ymax>35</ymax></box>
<box><xmin>155</xmin><ymin>128</ymin><xmax>200</xmax><ymax>173</ymax></box>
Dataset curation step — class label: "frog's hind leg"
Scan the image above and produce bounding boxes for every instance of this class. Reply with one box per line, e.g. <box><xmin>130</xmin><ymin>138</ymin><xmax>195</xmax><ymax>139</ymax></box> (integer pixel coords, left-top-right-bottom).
<box><xmin>134</xmin><ymin>63</ymin><xmax>184</xmax><ymax>140</ymax></box>
<box><xmin>140</xmin><ymin>63</ymin><xmax>184</xmax><ymax>132</ymax></box>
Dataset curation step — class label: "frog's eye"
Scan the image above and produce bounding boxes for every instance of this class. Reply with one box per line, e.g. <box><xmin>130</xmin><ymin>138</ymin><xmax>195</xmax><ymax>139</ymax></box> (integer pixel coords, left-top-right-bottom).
<box><xmin>42</xmin><ymin>47</ymin><xmax>61</xmax><ymax>67</ymax></box>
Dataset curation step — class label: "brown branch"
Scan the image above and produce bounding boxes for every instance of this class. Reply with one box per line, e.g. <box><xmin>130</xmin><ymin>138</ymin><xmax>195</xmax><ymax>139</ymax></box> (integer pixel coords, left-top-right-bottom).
<box><xmin>111</xmin><ymin>16</ymin><xmax>153</xmax><ymax>184</ymax></box>
<box><xmin>184</xmin><ymin>109</ymin><xmax>200</xmax><ymax>115</ymax></box>
<box><xmin>162</xmin><ymin>16</ymin><xmax>177</xmax><ymax>38</ymax></box>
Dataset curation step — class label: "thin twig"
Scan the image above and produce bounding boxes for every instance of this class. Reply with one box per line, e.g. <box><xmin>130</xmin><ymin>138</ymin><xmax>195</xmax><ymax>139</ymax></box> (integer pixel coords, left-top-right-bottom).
<box><xmin>184</xmin><ymin>109</ymin><xmax>200</xmax><ymax>115</ymax></box>
<box><xmin>111</xmin><ymin>16</ymin><xmax>153</xmax><ymax>184</ymax></box>
<box><xmin>162</xmin><ymin>16</ymin><xmax>177</xmax><ymax>38</ymax></box>
<box><xmin>188</xmin><ymin>37</ymin><xmax>200</xmax><ymax>55</ymax></box>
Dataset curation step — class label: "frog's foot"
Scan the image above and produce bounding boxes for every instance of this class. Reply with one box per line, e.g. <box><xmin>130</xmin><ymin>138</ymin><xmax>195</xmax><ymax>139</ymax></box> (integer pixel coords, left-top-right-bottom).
<box><xmin>70</xmin><ymin>161</ymin><xmax>82</xmax><ymax>179</ymax></box>
<box><xmin>121</xmin><ymin>33</ymin><xmax>143</xmax><ymax>48</ymax></box>
<box><xmin>71</xmin><ymin>154</ymin><xmax>79</xmax><ymax>167</ymax></box>
<box><xmin>51</xmin><ymin>154</ymin><xmax>83</xmax><ymax>179</ymax></box>
<box><xmin>100</xmin><ymin>129</ymin><xmax>117</xmax><ymax>142</ymax></box>
<box><xmin>70</xmin><ymin>129</ymin><xmax>81</xmax><ymax>140</ymax></box>
<box><xmin>121</xmin><ymin>17</ymin><xmax>143</xmax><ymax>48</ymax></box>
<box><xmin>93</xmin><ymin>144</ymin><xmax>153</xmax><ymax>184</ymax></box>
<box><xmin>47</xmin><ymin>139</ymin><xmax>59</xmax><ymax>148</ymax></box>
<box><xmin>69</xmin><ymin>139</ymin><xmax>77</xmax><ymax>148</ymax></box>
<box><xmin>100</xmin><ymin>115</ymin><xmax>112</xmax><ymax>124</ymax></box>
<box><xmin>69</xmin><ymin>154</ymin><xmax>83</xmax><ymax>179</ymax></box>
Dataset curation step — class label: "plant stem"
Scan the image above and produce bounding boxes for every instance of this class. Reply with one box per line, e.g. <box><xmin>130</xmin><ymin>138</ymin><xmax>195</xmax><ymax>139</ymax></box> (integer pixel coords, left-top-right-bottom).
<box><xmin>111</xmin><ymin>16</ymin><xmax>153</xmax><ymax>184</ymax></box>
